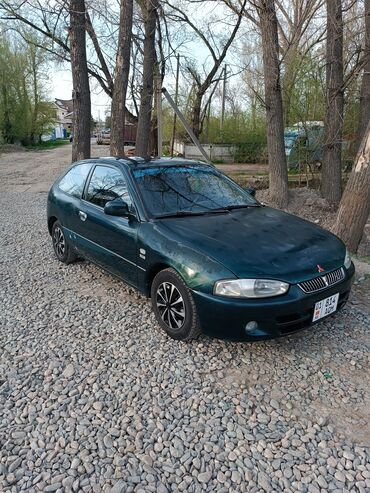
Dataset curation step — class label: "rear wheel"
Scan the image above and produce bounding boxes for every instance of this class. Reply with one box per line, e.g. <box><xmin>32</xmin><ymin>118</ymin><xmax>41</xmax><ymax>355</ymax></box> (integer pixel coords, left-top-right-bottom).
<box><xmin>51</xmin><ymin>221</ymin><xmax>77</xmax><ymax>264</ymax></box>
<box><xmin>151</xmin><ymin>268</ymin><xmax>201</xmax><ymax>341</ymax></box>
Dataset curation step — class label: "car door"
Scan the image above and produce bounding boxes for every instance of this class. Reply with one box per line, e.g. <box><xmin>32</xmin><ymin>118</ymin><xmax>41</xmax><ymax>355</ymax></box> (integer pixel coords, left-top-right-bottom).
<box><xmin>74</xmin><ymin>164</ymin><xmax>140</xmax><ymax>288</ymax></box>
<box><xmin>56</xmin><ymin>161</ymin><xmax>93</xmax><ymax>235</ymax></box>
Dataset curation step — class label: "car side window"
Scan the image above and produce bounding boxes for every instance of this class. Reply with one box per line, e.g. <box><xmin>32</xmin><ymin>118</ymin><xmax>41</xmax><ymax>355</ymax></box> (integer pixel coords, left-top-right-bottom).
<box><xmin>85</xmin><ymin>165</ymin><xmax>132</xmax><ymax>208</ymax></box>
<box><xmin>58</xmin><ymin>163</ymin><xmax>91</xmax><ymax>198</ymax></box>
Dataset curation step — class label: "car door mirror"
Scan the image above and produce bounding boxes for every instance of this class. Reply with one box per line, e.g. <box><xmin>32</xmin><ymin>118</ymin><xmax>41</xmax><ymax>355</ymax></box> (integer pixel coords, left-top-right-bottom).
<box><xmin>104</xmin><ymin>198</ymin><xmax>130</xmax><ymax>217</ymax></box>
<box><xmin>244</xmin><ymin>187</ymin><xmax>256</xmax><ymax>197</ymax></box>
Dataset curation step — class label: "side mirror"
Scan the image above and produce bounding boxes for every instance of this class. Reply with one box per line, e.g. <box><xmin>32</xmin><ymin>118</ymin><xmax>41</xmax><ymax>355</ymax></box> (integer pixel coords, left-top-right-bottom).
<box><xmin>244</xmin><ymin>187</ymin><xmax>256</xmax><ymax>197</ymax></box>
<box><xmin>104</xmin><ymin>198</ymin><xmax>130</xmax><ymax>217</ymax></box>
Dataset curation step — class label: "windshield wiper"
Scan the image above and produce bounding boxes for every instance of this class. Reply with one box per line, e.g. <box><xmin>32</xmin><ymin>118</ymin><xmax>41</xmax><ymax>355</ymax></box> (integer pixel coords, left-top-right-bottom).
<box><xmin>156</xmin><ymin>209</ymin><xmax>230</xmax><ymax>219</ymax></box>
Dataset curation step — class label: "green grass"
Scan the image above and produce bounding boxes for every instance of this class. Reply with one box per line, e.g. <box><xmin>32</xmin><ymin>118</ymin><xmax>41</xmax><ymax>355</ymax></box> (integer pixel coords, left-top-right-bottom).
<box><xmin>354</xmin><ymin>255</ymin><xmax>370</xmax><ymax>265</ymax></box>
<box><xmin>288</xmin><ymin>168</ymin><xmax>300</xmax><ymax>175</ymax></box>
<box><xmin>228</xmin><ymin>171</ymin><xmax>268</xmax><ymax>178</ymax></box>
<box><xmin>25</xmin><ymin>138</ymin><xmax>70</xmax><ymax>150</ymax></box>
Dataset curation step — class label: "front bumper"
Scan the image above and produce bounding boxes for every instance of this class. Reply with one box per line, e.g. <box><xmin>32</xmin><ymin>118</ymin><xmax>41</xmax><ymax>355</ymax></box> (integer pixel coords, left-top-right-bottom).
<box><xmin>192</xmin><ymin>264</ymin><xmax>355</xmax><ymax>341</ymax></box>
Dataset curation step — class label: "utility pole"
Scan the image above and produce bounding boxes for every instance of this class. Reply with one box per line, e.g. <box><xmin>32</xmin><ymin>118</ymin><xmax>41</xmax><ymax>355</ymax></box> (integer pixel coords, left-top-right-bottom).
<box><xmin>170</xmin><ymin>54</ymin><xmax>180</xmax><ymax>157</ymax></box>
<box><xmin>154</xmin><ymin>74</ymin><xmax>163</xmax><ymax>157</ymax></box>
<box><xmin>163</xmin><ymin>88</ymin><xmax>211</xmax><ymax>163</ymax></box>
<box><xmin>206</xmin><ymin>99</ymin><xmax>211</xmax><ymax>142</ymax></box>
<box><xmin>220</xmin><ymin>65</ymin><xmax>227</xmax><ymax>132</ymax></box>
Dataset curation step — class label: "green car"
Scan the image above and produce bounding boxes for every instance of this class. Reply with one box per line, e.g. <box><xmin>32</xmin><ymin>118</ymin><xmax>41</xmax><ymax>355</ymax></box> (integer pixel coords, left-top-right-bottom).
<box><xmin>47</xmin><ymin>157</ymin><xmax>354</xmax><ymax>341</ymax></box>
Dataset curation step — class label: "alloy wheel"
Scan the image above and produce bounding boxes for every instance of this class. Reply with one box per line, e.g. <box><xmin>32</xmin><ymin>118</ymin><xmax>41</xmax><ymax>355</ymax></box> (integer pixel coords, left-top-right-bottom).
<box><xmin>53</xmin><ymin>226</ymin><xmax>65</xmax><ymax>258</ymax></box>
<box><xmin>156</xmin><ymin>282</ymin><xmax>186</xmax><ymax>330</ymax></box>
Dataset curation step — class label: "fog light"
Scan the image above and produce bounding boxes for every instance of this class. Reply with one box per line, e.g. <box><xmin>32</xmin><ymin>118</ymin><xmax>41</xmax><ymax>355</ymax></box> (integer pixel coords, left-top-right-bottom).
<box><xmin>245</xmin><ymin>321</ymin><xmax>258</xmax><ymax>333</ymax></box>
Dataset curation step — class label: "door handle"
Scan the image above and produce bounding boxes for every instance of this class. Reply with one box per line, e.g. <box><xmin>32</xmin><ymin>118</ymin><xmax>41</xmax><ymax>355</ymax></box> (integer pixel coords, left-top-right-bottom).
<box><xmin>79</xmin><ymin>211</ymin><xmax>87</xmax><ymax>221</ymax></box>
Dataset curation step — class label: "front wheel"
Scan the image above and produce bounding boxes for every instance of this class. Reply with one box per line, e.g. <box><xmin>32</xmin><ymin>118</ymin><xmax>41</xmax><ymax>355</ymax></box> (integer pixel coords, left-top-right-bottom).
<box><xmin>51</xmin><ymin>221</ymin><xmax>77</xmax><ymax>264</ymax></box>
<box><xmin>151</xmin><ymin>268</ymin><xmax>201</xmax><ymax>341</ymax></box>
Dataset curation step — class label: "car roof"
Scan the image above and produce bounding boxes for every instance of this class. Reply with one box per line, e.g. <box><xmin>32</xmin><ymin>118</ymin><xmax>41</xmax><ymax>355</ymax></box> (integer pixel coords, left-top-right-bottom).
<box><xmin>85</xmin><ymin>156</ymin><xmax>212</xmax><ymax>169</ymax></box>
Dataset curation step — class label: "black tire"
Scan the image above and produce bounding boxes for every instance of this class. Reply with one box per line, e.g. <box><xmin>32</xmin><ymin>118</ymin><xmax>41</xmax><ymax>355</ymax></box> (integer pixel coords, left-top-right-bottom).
<box><xmin>51</xmin><ymin>220</ymin><xmax>77</xmax><ymax>264</ymax></box>
<box><xmin>151</xmin><ymin>268</ymin><xmax>201</xmax><ymax>341</ymax></box>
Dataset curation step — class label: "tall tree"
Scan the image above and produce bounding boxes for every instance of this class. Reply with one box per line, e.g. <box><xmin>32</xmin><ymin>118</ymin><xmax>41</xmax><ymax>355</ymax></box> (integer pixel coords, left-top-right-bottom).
<box><xmin>0</xmin><ymin>1</ymin><xmax>138</xmax><ymax>124</ymax></box>
<box><xmin>165</xmin><ymin>0</ymin><xmax>246</xmax><ymax>139</ymax></box>
<box><xmin>0</xmin><ymin>34</ymin><xmax>54</xmax><ymax>145</ymax></box>
<box><xmin>223</xmin><ymin>0</ymin><xmax>288</xmax><ymax>206</ymax></box>
<box><xmin>29</xmin><ymin>53</ymin><xmax>39</xmax><ymax>143</ymax></box>
<box><xmin>257</xmin><ymin>0</ymin><xmax>289</xmax><ymax>207</ymax></box>
<box><xmin>332</xmin><ymin>120</ymin><xmax>370</xmax><ymax>252</ymax></box>
<box><xmin>135</xmin><ymin>0</ymin><xmax>159</xmax><ymax>158</ymax></box>
<box><xmin>110</xmin><ymin>0</ymin><xmax>134</xmax><ymax>157</ymax></box>
<box><xmin>356</xmin><ymin>0</ymin><xmax>370</xmax><ymax>151</ymax></box>
<box><xmin>69</xmin><ymin>0</ymin><xmax>91</xmax><ymax>161</ymax></box>
<box><xmin>321</xmin><ymin>0</ymin><xmax>343</xmax><ymax>205</ymax></box>
<box><xmin>277</xmin><ymin>0</ymin><xmax>325</xmax><ymax>126</ymax></box>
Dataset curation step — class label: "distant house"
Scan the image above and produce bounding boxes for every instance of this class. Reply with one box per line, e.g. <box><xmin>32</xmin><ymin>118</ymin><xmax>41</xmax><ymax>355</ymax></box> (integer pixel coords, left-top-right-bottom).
<box><xmin>53</xmin><ymin>99</ymin><xmax>73</xmax><ymax>138</ymax></box>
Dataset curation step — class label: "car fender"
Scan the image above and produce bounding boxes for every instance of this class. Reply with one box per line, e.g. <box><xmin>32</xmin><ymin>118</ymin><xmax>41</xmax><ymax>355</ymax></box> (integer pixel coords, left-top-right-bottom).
<box><xmin>138</xmin><ymin>222</ymin><xmax>237</xmax><ymax>295</ymax></box>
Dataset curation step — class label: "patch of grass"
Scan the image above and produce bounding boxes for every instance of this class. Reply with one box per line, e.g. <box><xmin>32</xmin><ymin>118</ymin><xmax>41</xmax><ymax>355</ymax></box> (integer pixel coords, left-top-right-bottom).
<box><xmin>354</xmin><ymin>255</ymin><xmax>370</xmax><ymax>265</ymax></box>
<box><xmin>25</xmin><ymin>139</ymin><xmax>70</xmax><ymax>150</ymax></box>
<box><xmin>228</xmin><ymin>171</ymin><xmax>251</xmax><ymax>177</ymax></box>
<box><xmin>229</xmin><ymin>171</ymin><xmax>267</xmax><ymax>177</ymax></box>
<box><xmin>288</xmin><ymin>168</ymin><xmax>300</xmax><ymax>175</ymax></box>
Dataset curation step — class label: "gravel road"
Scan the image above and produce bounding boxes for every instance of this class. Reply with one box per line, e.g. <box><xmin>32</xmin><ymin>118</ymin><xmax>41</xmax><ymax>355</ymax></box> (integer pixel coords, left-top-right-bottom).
<box><xmin>0</xmin><ymin>145</ymin><xmax>370</xmax><ymax>493</ymax></box>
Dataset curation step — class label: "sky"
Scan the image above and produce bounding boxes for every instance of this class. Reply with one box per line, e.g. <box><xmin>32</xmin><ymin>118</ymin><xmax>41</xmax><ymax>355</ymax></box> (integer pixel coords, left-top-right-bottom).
<box><xmin>48</xmin><ymin>1</ymin><xmax>245</xmax><ymax>122</ymax></box>
<box><xmin>50</xmin><ymin>64</ymin><xmax>111</xmax><ymax>121</ymax></box>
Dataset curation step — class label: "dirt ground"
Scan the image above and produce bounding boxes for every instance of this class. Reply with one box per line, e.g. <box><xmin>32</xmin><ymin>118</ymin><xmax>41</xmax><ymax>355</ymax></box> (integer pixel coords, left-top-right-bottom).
<box><xmin>0</xmin><ymin>141</ymin><xmax>268</xmax><ymax>193</ymax></box>
<box><xmin>0</xmin><ymin>142</ymin><xmax>107</xmax><ymax>193</ymax></box>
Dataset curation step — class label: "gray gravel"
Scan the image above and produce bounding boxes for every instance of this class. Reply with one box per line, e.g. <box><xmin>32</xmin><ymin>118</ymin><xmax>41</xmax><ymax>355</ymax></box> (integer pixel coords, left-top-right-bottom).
<box><xmin>1</xmin><ymin>189</ymin><xmax>370</xmax><ymax>493</ymax></box>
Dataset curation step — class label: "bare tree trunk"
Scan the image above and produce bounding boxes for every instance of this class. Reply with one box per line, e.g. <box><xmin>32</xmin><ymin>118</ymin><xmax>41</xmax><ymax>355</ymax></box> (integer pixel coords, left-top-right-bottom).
<box><xmin>356</xmin><ymin>0</ymin><xmax>370</xmax><ymax>151</ymax></box>
<box><xmin>191</xmin><ymin>92</ymin><xmax>204</xmax><ymax>139</ymax></box>
<box><xmin>332</xmin><ymin>121</ymin><xmax>370</xmax><ymax>252</ymax></box>
<box><xmin>321</xmin><ymin>0</ymin><xmax>343</xmax><ymax>205</ymax></box>
<box><xmin>110</xmin><ymin>0</ymin><xmax>133</xmax><ymax>157</ymax></box>
<box><xmin>70</xmin><ymin>0</ymin><xmax>91</xmax><ymax>162</ymax></box>
<box><xmin>135</xmin><ymin>0</ymin><xmax>158</xmax><ymax>159</ymax></box>
<box><xmin>258</xmin><ymin>0</ymin><xmax>289</xmax><ymax>208</ymax></box>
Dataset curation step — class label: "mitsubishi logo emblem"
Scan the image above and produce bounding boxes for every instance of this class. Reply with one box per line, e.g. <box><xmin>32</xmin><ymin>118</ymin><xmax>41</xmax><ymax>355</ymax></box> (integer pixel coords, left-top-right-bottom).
<box><xmin>317</xmin><ymin>264</ymin><xmax>325</xmax><ymax>273</ymax></box>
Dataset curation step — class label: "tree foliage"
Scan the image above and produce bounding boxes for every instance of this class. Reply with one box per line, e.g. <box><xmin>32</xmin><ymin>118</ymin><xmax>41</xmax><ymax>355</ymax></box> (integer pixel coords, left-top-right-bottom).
<box><xmin>0</xmin><ymin>33</ymin><xmax>54</xmax><ymax>145</ymax></box>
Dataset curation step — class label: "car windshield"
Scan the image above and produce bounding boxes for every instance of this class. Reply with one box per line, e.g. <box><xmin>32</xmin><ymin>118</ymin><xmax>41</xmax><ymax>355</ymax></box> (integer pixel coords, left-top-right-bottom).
<box><xmin>132</xmin><ymin>165</ymin><xmax>259</xmax><ymax>218</ymax></box>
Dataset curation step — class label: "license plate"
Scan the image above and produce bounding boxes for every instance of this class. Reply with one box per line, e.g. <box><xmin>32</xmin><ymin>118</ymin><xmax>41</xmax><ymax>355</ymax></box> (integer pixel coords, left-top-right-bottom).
<box><xmin>312</xmin><ymin>293</ymin><xmax>339</xmax><ymax>322</ymax></box>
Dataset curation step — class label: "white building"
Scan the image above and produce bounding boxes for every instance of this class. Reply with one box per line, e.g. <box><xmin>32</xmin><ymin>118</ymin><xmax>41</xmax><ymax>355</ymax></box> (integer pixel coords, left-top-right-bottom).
<box><xmin>53</xmin><ymin>99</ymin><xmax>73</xmax><ymax>138</ymax></box>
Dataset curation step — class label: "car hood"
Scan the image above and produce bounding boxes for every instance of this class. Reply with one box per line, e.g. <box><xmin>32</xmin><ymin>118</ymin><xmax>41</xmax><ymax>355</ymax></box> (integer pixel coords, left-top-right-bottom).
<box><xmin>158</xmin><ymin>207</ymin><xmax>346</xmax><ymax>284</ymax></box>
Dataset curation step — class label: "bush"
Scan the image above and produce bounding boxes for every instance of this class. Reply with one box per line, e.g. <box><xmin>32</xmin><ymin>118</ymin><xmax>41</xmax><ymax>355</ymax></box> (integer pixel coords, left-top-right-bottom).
<box><xmin>233</xmin><ymin>141</ymin><xmax>267</xmax><ymax>163</ymax></box>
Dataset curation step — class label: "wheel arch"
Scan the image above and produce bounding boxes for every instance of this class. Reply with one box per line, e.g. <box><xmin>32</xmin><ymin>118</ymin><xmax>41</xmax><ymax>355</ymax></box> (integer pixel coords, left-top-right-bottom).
<box><xmin>145</xmin><ymin>262</ymin><xmax>173</xmax><ymax>297</ymax></box>
<box><xmin>48</xmin><ymin>216</ymin><xmax>58</xmax><ymax>235</ymax></box>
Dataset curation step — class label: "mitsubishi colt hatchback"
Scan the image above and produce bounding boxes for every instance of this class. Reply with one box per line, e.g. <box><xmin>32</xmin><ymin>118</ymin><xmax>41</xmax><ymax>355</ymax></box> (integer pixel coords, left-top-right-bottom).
<box><xmin>47</xmin><ymin>157</ymin><xmax>354</xmax><ymax>341</ymax></box>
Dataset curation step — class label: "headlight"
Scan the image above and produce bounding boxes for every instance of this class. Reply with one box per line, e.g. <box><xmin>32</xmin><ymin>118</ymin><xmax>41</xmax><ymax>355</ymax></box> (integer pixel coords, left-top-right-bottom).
<box><xmin>214</xmin><ymin>279</ymin><xmax>289</xmax><ymax>298</ymax></box>
<box><xmin>344</xmin><ymin>248</ymin><xmax>351</xmax><ymax>269</ymax></box>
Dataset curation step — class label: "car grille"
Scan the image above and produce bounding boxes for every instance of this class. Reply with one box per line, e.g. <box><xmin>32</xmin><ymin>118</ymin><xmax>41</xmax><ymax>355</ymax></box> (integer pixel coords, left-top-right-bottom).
<box><xmin>298</xmin><ymin>267</ymin><xmax>345</xmax><ymax>294</ymax></box>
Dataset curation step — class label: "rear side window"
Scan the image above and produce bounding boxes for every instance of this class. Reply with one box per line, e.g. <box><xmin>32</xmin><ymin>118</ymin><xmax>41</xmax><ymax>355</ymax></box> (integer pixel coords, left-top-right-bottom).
<box><xmin>85</xmin><ymin>165</ymin><xmax>132</xmax><ymax>208</ymax></box>
<box><xmin>58</xmin><ymin>163</ymin><xmax>91</xmax><ymax>198</ymax></box>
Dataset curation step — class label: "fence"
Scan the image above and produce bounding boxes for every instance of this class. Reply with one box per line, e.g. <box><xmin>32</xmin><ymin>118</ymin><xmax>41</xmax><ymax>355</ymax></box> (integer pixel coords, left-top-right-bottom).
<box><xmin>173</xmin><ymin>141</ymin><xmax>267</xmax><ymax>163</ymax></box>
